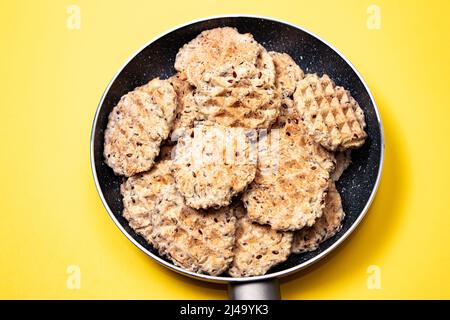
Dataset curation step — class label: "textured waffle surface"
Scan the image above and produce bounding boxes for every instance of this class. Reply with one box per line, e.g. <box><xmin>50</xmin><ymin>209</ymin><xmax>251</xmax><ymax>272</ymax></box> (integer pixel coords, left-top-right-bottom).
<box><xmin>294</xmin><ymin>73</ymin><xmax>366</xmax><ymax>151</ymax></box>
<box><xmin>242</xmin><ymin>121</ymin><xmax>334</xmax><ymax>231</ymax></box>
<box><xmin>175</xmin><ymin>27</ymin><xmax>280</xmax><ymax>128</ymax></box>
<box><xmin>104</xmin><ymin>80</ymin><xmax>176</xmax><ymax>176</ymax></box>
<box><xmin>172</xmin><ymin>124</ymin><xmax>257</xmax><ymax>209</ymax></box>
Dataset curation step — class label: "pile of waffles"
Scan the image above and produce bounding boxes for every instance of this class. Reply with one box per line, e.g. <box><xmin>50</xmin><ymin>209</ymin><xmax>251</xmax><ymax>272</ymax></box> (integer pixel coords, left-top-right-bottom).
<box><xmin>103</xmin><ymin>28</ymin><xmax>367</xmax><ymax>277</ymax></box>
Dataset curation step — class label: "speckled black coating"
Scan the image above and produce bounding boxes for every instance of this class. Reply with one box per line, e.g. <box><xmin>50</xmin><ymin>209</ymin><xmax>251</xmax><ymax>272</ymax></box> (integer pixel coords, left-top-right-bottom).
<box><xmin>92</xmin><ymin>17</ymin><xmax>382</xmax><ymax>276</ymax></box>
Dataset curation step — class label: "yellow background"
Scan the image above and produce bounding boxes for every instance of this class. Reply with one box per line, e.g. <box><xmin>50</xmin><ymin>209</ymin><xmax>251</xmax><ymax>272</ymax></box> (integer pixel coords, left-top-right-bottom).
<box><xmin>1</xmin><ymin>0</ymin><xmax>449</xmax><ymax>299</ymax></box>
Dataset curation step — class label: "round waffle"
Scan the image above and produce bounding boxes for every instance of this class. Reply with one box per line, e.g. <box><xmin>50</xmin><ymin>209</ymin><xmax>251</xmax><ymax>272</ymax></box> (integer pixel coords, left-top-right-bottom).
<box><xmin>242</xmin><ymin>120</ymin><xmax>334</xmax><ymax>231</ymax></box>
<box><xmin>172</xmin><ymin>123</ymin><xmax>257</xmax><ymax>209</ymax></box>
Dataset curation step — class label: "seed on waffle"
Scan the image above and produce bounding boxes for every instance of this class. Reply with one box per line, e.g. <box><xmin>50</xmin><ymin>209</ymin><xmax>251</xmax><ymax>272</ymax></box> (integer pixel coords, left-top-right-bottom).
<box><xmin>144</xmin><ymin>183</ymin><xmax>237</xmax><ymax>276</ymax></box>
<box><xmin>294</xmin><ymin>73</ymin><xmax>367</xmax><ymax>151</ymax></box>
<box><xmin>242</xmin><ymin>120</ymin><xmax>334</xmax><ymax>231</ymax></box>
<box><xmin>104</xmin><ymin>79</ymin><xmax>177</xmax><ymax>176</ymax></box>
<box><xmin>331</xmin><ymin>150</ymin><xmax>352</xmax><ymax>181</ymax></box>
<box><xmin>291</xmin><ymin>182</ymin><xmax>345</xmax><ymax>253</ymax></box>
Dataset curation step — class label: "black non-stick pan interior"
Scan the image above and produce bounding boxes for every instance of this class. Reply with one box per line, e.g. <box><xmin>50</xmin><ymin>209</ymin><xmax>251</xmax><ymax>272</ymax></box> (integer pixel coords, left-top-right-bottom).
<box><xmin>92</xmin><ymin>16</ymin><xmax>382</xmax><ymax>277</ymax></box>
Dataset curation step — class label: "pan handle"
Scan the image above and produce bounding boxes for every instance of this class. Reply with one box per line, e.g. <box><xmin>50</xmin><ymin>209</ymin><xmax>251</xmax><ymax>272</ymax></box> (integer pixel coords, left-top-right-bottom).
<box><xmin>227</xmin><ymin>279</ymin><xmax>281</xmax><ymax>300</ymax></box>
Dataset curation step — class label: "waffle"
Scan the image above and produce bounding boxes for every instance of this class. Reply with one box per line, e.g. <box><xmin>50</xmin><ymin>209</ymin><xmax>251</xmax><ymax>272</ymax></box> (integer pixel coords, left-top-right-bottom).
<box><xmin>242</xmin><ymin>120</ymin><xmax>334</xmax><ymax>231</ymax></box>
<box><xmin>229</xmin><ymin>204</ymin><xmax>293</xmax><ymax>277</ymax></box>
<box><xmin>292</xmin><ymin>182</ymin><xmax>345</xmax><ymax>253</ymax></box>
<box><xmin>175</xmin><ymin>27</ymin><xmax>279</xmax><ymax>128</ymax></box>
<box><xmin>103</xmin><ymin>80</ymin><xmax>177</xmax><ymax>176</ymax></box>
<box><xmin>294</xmin><ymin>73</ymin><xmax>367</xmax><ymax>151</ymax></box>
<box><xmin>172</xmin><ymin>123</ymin><xmax>257</xmax><ymax>209</ymax></box>
<box><xmin>270</xmin><ymin>51</ymin><xmax>304</xmax><ymax>126</ymax></box>
<box><xmin>144</xmin><ymin>183</ymin><xmax>237</xmax><ymax>276</ymax></box>
<box><xmin>120</xmin><ymin>160</ymin><xmax>173</xmax><ymax>231</ymax></box>
<box><xmin>106</xmin><ymin>27</ymin><xmax>370</xmax><ymax>278</ymax></box>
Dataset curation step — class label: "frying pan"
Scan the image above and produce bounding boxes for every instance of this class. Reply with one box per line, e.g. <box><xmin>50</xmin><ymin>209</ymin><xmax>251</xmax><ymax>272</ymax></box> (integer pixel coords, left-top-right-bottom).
<box><xmin>90</xmin><ymin>15</ymin><xmax>384</xmax><ymax>300</ymax></box>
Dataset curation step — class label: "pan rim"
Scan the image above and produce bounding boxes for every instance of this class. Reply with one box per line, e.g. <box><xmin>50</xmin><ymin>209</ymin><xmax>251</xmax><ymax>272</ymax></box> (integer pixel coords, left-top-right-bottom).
<box><xmin>90</xmin><ymin>14</ymin><xmax>385</xmax><ymax>284</ymax></box>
